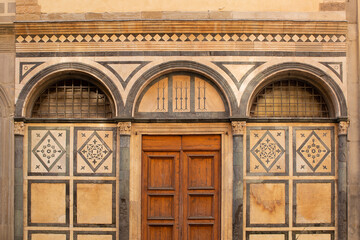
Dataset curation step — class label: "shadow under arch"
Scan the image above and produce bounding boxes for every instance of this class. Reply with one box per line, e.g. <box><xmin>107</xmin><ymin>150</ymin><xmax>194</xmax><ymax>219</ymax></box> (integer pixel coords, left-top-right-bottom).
<box><xmin>239</xmin><ymin>62</ymin><xmax>347</xmax><ymax>118</ymax></box>
<box><xmin>125</xmin><ymin>60</ymin><xmax>237</xmax><ymax>117</ymax></box>
<box><xmin>15</xmin><ymin>62</ymin><xmax>123</xmax><ymax>118</ymax></box>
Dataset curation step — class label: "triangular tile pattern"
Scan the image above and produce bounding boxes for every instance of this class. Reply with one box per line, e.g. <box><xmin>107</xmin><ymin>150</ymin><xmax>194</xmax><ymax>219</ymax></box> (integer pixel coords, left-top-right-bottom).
<box><xmin>320</xmin><ymin>62</ymin><xmax>343</xmax><ymax>82</ymax></box>
<box><xmin>19</xmin><ymin>62</ymin><xmax>44</xmax><ymax>83</ymax></box>
<box><xmin>213</xmin><ymin>62</ymin><xmax>265</xmax><ymax>89</ymax></box>
<box><xmin>97</xmin><ymin>61</ymin><xmax>150</xmax><ymax>88</ymax></box>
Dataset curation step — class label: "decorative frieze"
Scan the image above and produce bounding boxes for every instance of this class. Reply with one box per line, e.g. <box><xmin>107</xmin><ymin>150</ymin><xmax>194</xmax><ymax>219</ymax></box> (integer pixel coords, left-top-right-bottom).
<box><xmin>118</xmin><ymin>122</ymin><xmax>131</xmax><ymax>135</ymax></box>
<box><xmin>16</xmin><ymin>33</ymin><xmax>347</xmax><ymax>44</ymax></box>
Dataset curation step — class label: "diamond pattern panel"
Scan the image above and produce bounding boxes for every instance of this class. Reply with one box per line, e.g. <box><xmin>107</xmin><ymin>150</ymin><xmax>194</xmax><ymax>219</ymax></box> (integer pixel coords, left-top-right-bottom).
<box><xmin>294</xmin><ymin>128</ymin><xmax>334</xmax><ymax>175</ymax></box>
<box><xmin>29</xmin><ymin>127</ymin><xmax>69</xmax><ymax>176</ymax></box>
<box><xmin>247</xmin><ymin>128</ymin><xmax>288</xmax><ymax>175</ymax></box>
<box><xmin>75</xmin><ymin>128</ymin><xmax>116</xmax><ymax>176</ymax></box>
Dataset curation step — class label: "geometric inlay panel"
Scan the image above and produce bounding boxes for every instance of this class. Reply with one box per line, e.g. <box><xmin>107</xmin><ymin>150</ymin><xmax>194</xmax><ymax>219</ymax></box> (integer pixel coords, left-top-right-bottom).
<box><xmin>247</xmin><ymin>127</ymin><xmax>289</xmax><ymax>176</ymax></box>
<box><xmin>28</xmin><ymin>127</ymin><xmax>70</xmax><ymax>176</ymax></box>
<box><xmin>294</xmin><ymin>127</ymin><xmax>334</xmax><ymax>176</ymax></box>
<box><xmin>74</xmin><ymin>181</ymin><xmax>116</xmax><ymax>227</ymax></box>
<box><xmin>28</xmin><ymin>180</ymin><xmax>69</xmax><ymax>226</ymax></box>
<box><xmin>246</xmin><ymin>180</ymin><xmax>289</xmax><ymax>227</ymax></box>
<box><xmin>293</xmin><ymin>181</ymin><xmax>335</xmax><ymax>227</ymax></box>
<box><xmin>74</xmin><ymin>127</ymin><xmax>116</xmax><ymax>176</ymax></box>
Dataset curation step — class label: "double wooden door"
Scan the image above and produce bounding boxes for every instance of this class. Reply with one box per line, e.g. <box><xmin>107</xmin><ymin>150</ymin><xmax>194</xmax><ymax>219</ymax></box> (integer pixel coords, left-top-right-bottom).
<box><xmin>142</xmin><ymin>135</ymin><xmax>221</xmax><ymax>240</ymax></box>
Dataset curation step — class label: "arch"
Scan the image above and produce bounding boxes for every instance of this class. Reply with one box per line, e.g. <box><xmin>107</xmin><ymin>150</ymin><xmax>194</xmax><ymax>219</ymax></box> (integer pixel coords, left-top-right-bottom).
<box><xmin>125</xmin><ymin>60</ymin><xmax>237</xmax><ymax>117</ymax></box>
<box><xmin>15</xmin><ymin>62</ymin><xmax>123</xmax><ymax>118</ymax></box>
<box><xmin>239</xmin><ymin>62</ymin><xmax>347</xmax><ymax>118</ymax></box>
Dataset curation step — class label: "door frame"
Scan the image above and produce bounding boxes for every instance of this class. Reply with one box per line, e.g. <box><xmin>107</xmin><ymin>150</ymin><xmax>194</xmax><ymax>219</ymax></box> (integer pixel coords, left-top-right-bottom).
<box><xmin>130</xmin><ymin>123</ymin><xmax>233</xmax><ymax>240</ymax></box>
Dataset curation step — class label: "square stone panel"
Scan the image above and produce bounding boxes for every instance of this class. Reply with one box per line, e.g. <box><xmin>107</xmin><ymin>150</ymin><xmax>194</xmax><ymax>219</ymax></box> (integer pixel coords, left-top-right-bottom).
<box><xmin>28</xmin><ymin>181</ymin><xmax>69</xmax><ymax>226</ymax></box>
<box><xmin>74</xmin><ymin>181</ymin><xmax>116</xmax><ymax>227</ymax></box>
<box><xmin>294</xmin><ymin>181</ymin><xmax>335</xmax><ymax>226</ymax></box>
<box><xmin>247</xmin><ymin>128</ymin><xmax>289</xmax><ymax>176</ymax></box>
<box><xmin>292</xmin><ymin>231</ymin><xmax>334</xmax><ymax>240</ymax></box>
<box><xmin>74</xmin><ymin>127</ymin><xmax>116</xmax><ymax>176</ymax></box>
<box><xmin>29</xmin><ymin>231</ymin><xmax>69</xmax><ymax>240</ymax></box>
<box><xmin>246</xmin><ymin>231</ymin><xmax>288</xmax><ymax>240</ymax></box>
<box><xmin>246</xmin><ymin>181</ymin><xmax>288</xmax><ymax>227</ymax></box>
<box><xmin>28</xmin><ymin>127</ymin><xmax>70</xmax><ymax>176</ymax></box>
<box><xmin>74</xmin><ymin>231</ymin><xmax>116</xmax><ymax>240</ymax></box>
<box><xmin>294</xmin><ymin>128</ymin><xmax>334</xmax><ymax>176</ymax></box>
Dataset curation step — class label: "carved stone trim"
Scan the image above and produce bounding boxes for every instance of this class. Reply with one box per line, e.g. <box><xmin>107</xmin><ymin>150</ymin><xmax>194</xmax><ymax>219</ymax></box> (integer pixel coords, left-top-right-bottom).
<box><xmin>338</xmin><ymin>121</ymin><xmax>350</xmax><ymax>135</ymax></box>
<box><xmin>231</xmin><ymin>121</ymin><xmax>246</xmax><ymax>135</ymax></box>
<box><xmin>14</xmin><ymin>121</ymin><xmax>25</xmax><ymax>135</ymax></box>
<box><xmin>118</xmin><ymin>122</ymin><xmax>131</xmax><ymax>135</ymax></box>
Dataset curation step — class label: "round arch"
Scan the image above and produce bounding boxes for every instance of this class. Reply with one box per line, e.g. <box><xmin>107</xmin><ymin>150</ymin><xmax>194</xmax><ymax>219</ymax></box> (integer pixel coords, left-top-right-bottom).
<box><xmin>15</xmin><ymin>62</ymin><xmax>123</xmax><ymax>118</ymax></box>
<box><xmin>125</xmin><ymin>60</ymin><xmax>237</xmax><ymax>117</ymax></box>
<box><xmin>239</xmin><ymin>62</ymin><xmax>347</xmax><ymax>118</ymax></box>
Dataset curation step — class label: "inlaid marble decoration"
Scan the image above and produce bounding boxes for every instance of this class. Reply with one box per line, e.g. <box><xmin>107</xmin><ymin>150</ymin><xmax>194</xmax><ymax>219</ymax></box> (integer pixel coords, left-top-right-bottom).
<box><xmin>28</xmin><ymin>127</ymin><xmax>70</xmax><ymax>176</ymax></box>
<box><xmin>293</xmin><ymin>180</ymin><xmax>335</xmax><ymax>227</ymax></box>
<box><xmin>292</xmin><ymin>231</ymin><xmax>334</xmax><ymax>240</ymax></box>
<box><xmin>246</xmin><ymin>181</ymin><xmax>289</xmax><ymax>227</ymax></box>
<box><xmin>294</xmin><ymin>127</ymin><xmax>334</xmax><ymax>176</ymax></box>
<box><xmin>247</xmin><ymin>127</ymin><xmax>289</xmax><ymax>176</ymax></box>
<box><xmin>74</xmin><ymin>127</ymin><xmax>116</xmax><ymax>176</ymax></box>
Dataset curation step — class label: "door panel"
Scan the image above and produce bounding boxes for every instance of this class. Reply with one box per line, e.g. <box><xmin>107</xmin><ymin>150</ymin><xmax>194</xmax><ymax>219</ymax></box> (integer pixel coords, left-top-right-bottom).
<box><xmin>142</xmin><ymin>151</ymin><xmax>180</xmax><ymax>240</ymax></box>
<box><xmin>142</xmin><ymin>135</ymin><xmax>220</xmax><ymax>240</ymax></box>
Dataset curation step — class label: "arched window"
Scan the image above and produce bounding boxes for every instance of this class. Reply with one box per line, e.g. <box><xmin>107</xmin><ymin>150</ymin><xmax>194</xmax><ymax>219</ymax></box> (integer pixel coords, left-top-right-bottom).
<box><xmin>31</xmin><ymin>79</ymin><xmax>114</xmax><ymax>118</ymax></box>
<box><xmin>250</xmin><ymin>79</ymin><xmax>331</xmax><ymax>118</ymax></box>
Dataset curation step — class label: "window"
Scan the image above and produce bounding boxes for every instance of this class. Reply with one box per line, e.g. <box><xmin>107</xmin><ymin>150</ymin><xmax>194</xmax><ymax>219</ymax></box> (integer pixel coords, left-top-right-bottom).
<box><xmin>250</xmin><ymin>79</ymin><xmax>330</xmax><ymax>118</ymax></box>
<box><xmin>31</xmin><ymin>79</ymin><xmax>113</xmax><ymax>118</ymax></box>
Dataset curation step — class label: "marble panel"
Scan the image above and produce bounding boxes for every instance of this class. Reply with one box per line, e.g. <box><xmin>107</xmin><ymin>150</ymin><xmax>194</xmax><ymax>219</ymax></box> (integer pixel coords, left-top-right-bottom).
<box><xmin>28</xmin><ymin>231</ymin><xmax>69</xmax><ymax>240</ymax></box>
<box><xmin>74</xmin><ymin>128</ymin><xmax>116</xmax><ymax>176</ymax></box>
<box><xmin>28</xmin><ymin>127</ymin><xmax>70</xmax><ymax>176</ymax></box>
<box><xmin>246</xmin><ymin>181</ymin><xmax>288</xmax><ymax>227</ymax></box>
<box><xmin>74</xmin><ymin>181</ymin><xmax>116</xmax><ymax>227</ymax></box>
<box><xmin>74</xmin><ymin>231</ymin><xmax>116</xmax><ymax>240</ymax></box>
<box><xmin>292</xmin><ymin>231</ymin><xmax>334</xmax><ymax>240</ymax></box>
<box><xmin>246</xmin><ymin>231</ymin><xmax>288</xmax><ymax>240</ymax></box>
<box><xmin>247</xmin><ymin>128</ymin><xmax>289</xmax><ymax>176</ymax></box>
<box><xmin>28</xmin><ymin>181</ymin><xmax>69</xmax><ymax>226</ymax></box>
<box><xmin>293</xmin><ymin>181</ymin><xmax>335</xmax><ymax>226</ymax></box>
<box><xmin>294</xmin><ymin>127</ymin><xmax>334</xmax><ymax>176</ymax></box>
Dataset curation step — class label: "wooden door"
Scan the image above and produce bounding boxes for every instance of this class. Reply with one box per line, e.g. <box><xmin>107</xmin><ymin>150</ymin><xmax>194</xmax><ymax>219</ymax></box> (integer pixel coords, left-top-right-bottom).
<box><xmin>142</xmin><ymin>135</ymin><xmax>220</xmax><ymax>240</ymax></box>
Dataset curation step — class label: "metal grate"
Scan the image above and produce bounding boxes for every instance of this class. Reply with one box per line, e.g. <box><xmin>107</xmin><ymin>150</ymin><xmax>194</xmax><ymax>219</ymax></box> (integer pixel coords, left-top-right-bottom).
<box><xmin>250</xmin><ymin>80</ymin><xmax>330</xmax><ymax>118</ymax></box>
<box><xmin>31</xmin><ymin>79</ymin><xmax>113</xmax><ymax>118</ymax></box>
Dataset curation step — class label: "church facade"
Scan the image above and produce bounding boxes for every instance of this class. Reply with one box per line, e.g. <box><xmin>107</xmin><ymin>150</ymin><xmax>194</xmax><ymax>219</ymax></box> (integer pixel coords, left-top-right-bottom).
<box><xmin>0</xmin><ymin>0</ymin><xmax>359</xmax><ymax>239</ymax></box>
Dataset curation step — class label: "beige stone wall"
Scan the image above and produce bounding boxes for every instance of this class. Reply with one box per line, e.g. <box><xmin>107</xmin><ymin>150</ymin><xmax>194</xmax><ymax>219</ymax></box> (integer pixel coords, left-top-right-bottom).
<box><xmin>36</xmin><ymin>0</ymin><xmax>345</xmax><ymax>13</ymax></box>
<box><xmin>16</xmin><ymin>0</ymin><xmax>347</xmax><ymax>21</ymax></box>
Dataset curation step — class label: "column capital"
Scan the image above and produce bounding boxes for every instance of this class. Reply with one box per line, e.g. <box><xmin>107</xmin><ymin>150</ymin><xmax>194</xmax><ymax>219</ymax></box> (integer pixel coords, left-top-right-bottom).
<box><xmin>118</xmin><ymin>122</ymin><xmax>131</xmax><ymax>135</ymax></box>
<box><xmin>231</xmin><ymin>121</ymin><xmax>246</xmax><ymax>136</ymax></box>
<box><xmin>14</xmin><ymin>121</ymin><xmax>25</xmax><ymax>136</ymax></box>
<box><xmin>338</xmin><ymin>121</ymin><xmax>350</xmax><ymax>135</ymax></box>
